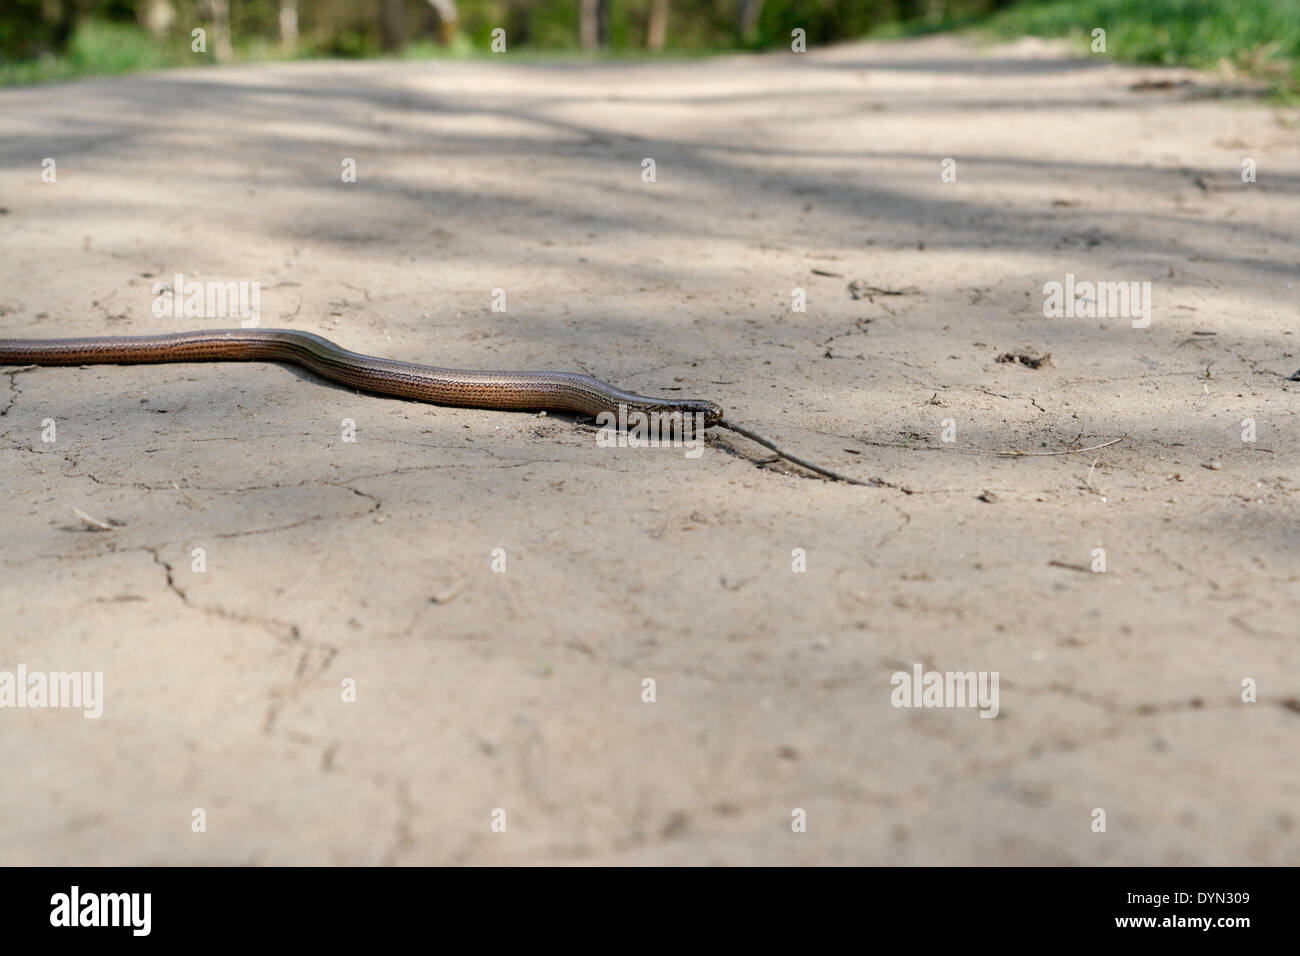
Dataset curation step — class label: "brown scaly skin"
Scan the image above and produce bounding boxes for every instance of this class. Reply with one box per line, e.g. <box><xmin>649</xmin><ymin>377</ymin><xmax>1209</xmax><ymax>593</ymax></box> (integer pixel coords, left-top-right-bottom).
<box><xmin>0</xmin><ymin>329</ymin><xmax>725</xmax><ymax>426</ymax></box>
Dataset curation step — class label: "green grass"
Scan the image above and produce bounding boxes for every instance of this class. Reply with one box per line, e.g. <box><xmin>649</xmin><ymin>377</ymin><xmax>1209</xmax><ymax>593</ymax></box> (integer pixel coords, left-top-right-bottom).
<box><xmin>878</xmin><ymin>0</ymin><xmax>1300</xmax><ymax>96</ymax></box>
<box><xmin>989</xmin><ymin>0</ymin><xmax>1298</xmax><ymax>69</ymax></box>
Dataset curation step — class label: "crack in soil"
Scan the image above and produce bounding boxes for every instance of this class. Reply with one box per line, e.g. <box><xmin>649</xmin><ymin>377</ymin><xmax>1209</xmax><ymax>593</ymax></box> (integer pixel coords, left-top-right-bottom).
<box><xmin>1</xmin><ymin>366</ymin><xmax>36</xmax><ymax>417</ymax></box>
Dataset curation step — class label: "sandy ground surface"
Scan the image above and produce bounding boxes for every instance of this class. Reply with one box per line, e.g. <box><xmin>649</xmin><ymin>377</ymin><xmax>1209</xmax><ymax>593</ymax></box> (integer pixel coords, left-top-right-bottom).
<box><xmin>1</xmin><ymin>34</ymin><xmax>1297</xmax><ymax>865</ymax></box>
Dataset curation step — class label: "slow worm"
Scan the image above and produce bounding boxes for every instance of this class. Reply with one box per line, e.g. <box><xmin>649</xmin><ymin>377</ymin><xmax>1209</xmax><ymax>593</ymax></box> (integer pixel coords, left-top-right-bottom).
<box><xmin>0</xmin><ymin>328</ymin><xmax>869</xmax><ymax>485</ymax></box>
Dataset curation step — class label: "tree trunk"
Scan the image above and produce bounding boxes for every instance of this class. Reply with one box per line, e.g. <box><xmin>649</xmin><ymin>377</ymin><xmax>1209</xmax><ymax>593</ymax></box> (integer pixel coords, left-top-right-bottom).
<box><xmin>647</xmin><ymin>0</ymin><xmax>668</xmax><ymax>51</ymax></box>
<box><xmin>278</xmin><ymin>0</ymin><xmax>298</xmax><ymax>54</ymax></box>
<box><xmin>424</xmin><ymin>0</ymin><xmax>460</xmax><ymax>44</ymax></box>
<box><xmin>580</xmin><ymin>0</ymin><xmax>609</xmax><ymax>50</ymax></box>
<box><xmin>207</xmin><ymin>0</ymin><xmax>234</xmax><ymax>62</ymax></box>
<box><xmin>142</xmin><ymin>0</ymin><xmax>176</xmax><ymax>39</ymax></box>
<box><xmin>382</xmin><ymin>0</ymin><xmax>404</xmax><ymax>52</ymax></box>
<box><xmin>737</xmin><ymin>0</ymin><xmax>764</xmax><ymax>43</ymax></box>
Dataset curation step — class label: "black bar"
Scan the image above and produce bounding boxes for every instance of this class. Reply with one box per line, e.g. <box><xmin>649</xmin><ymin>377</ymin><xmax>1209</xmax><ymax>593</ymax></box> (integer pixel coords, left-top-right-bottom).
<box><xmin>2</xmin><ymin>866</ymin><xmax>1279</xmax><ymax>942</ymax></box>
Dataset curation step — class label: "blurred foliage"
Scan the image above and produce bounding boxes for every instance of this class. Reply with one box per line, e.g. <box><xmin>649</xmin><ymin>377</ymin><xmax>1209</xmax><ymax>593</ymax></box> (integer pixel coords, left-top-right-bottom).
<box><xmin>0</xmin><ymin>0</ymin><xmax>1294</xmax><ymax>94</ymax></box>
<box><xmin>1</xmin><ymin>20</ymin><xmax>177</xmax><ymax>85</ymax></box>
<box><xmin>0</xmin><ymin>1</ymin><xmax>1019</xmax><ymax>65</ymax></box>
<box><xmin>980</xmin><ymin>0</ymin><xmax>1300</xmax><ymax>91</ymax></box>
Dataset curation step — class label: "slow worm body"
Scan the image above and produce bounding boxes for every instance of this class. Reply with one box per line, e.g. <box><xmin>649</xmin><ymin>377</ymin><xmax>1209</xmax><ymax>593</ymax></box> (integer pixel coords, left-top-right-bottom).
<box><xmin>0</xmin><ymin>328</ymin><xmax>724</xmax><ymax>426</ymax></box>
<box><xmin>1</xmin><ymin>328</ymin><xmax>876</xmax><ymax>485</ymax></box>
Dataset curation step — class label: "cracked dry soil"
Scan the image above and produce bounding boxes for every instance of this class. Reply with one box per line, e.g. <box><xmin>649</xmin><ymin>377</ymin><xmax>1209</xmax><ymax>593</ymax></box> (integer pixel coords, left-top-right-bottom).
<box><xmin>0</xmin><ymin>35</ymin><xmax>1297</xmax><ymax>864</ymax></box>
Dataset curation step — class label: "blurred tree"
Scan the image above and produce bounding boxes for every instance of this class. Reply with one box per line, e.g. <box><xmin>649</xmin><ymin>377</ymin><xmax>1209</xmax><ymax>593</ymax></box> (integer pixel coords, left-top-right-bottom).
<box><xmin>381</xmin><ymin>0</ymin><xmax>403</xmax><ymax>49</ymax></box>
<box><xmin>647</xmin><ymin>0</ymin><xmax>668</xmax><ymax>51</ymax></box>
<box><xmin>580</xmin><ymin>0</ymin><xmax>608</xmax><ymax>49</ymax></box>
<box><xmin>0</xmin><ymin>0</ymin><xmax>1032</xmax><ymax>65</ymax></box>
<box><xmin>207</xmin><ymin>0</ymin><xmax>234</xmax><ymax>61</ymax></box>
<box><xmin>423</xmin><ymin>0</ymin><xmax>458</xmax><ymax>43</ymax></box>
<box><xmin>279</xmin><ymin>0</ymin><xmax>298</xmax><ymax>53</ymax></box>
<box><xmin>142</xmin><ymin>0</ymin><xmax>175</xmax><ymax>39</ymax></box>
<box><xmin>737</xmin><ymin>0</ymin><xmax>763</xmax><ymax>43</ymax></box>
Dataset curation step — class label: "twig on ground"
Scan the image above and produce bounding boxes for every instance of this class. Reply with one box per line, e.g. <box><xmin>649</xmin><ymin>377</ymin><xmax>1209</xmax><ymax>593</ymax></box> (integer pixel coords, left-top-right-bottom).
<box><xmin>1049</xmin><ymin>560</ymin><xmax>1093</xmax><ymax>574</ymax></box>
<box><xmin>70</xmin><ymin>507</ymin><xmax>115</xmax><ymax>531</ymax></box>
<box><xmin>999</xmin><ymin>436</ymin><xmax>1126</xmax><ymax>458</ymax></box>
<box><xmin>715</xmin><ymin>420</ymin><xmax>907</xmax><ymax>490</ymax></box>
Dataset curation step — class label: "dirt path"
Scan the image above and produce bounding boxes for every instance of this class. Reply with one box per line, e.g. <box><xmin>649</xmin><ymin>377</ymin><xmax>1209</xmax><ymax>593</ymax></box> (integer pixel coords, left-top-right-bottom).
<box><xmin>1</xmin><ymin>34</ymin><xmax>1296</xmax><ymax>864</ymax></box>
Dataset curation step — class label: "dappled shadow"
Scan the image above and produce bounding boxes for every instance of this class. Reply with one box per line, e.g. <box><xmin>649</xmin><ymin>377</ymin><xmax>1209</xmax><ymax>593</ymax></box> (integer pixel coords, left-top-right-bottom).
<box><xmin>0</xmin><ymin>38</ymin><xmax>1295</xmax><ymax>496</ymax></box>
<box><xmin>1</xmin><ymin>60</ymin><xmax>1293</xmax><ymax>300</ymax></box>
